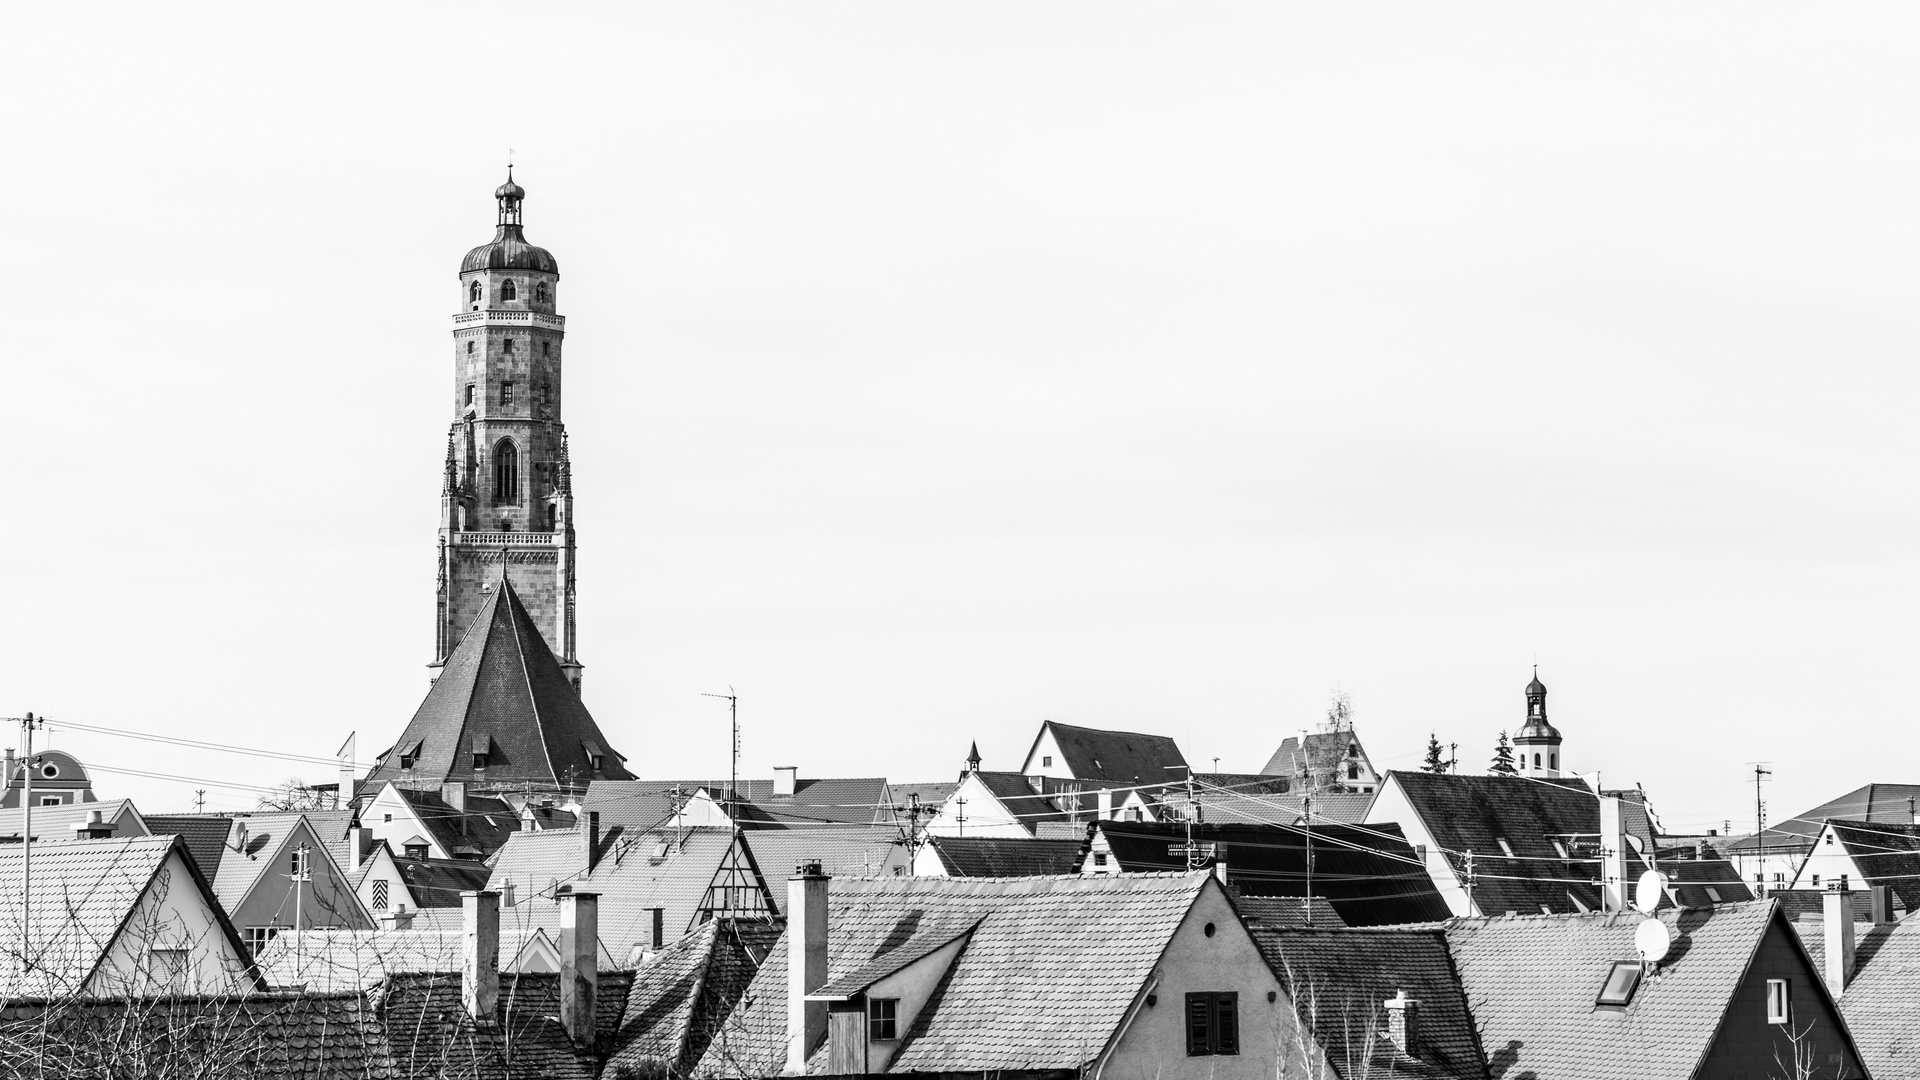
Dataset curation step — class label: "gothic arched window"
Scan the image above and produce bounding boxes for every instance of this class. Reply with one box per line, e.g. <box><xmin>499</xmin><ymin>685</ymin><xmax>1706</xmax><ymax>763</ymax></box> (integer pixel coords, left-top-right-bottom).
<box><xmin>501</xmin><ymin>280</ymin><xmax>518</xmax><ymax>302</ymax></box>
<box><xmin>493</xmin><ymin>440</ymin><xmax>519</xmax><ymax>503</ymax></box>
<box><xmin>468</xmin><ymin>280</ymin><xmax>481</xmax><ymax>304</ymax></box>
<box><xmin>546</xmin><ymin>503</ymin><xmax>558</xmax><ymax>530</ymax></box>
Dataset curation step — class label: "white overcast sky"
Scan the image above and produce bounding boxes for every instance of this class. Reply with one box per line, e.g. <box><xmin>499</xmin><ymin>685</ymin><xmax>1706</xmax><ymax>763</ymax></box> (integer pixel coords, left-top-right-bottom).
<box><xmin>4</xmin><ymin>4</ymin><xmax>1915</xmax><ymax>830</ymax></box>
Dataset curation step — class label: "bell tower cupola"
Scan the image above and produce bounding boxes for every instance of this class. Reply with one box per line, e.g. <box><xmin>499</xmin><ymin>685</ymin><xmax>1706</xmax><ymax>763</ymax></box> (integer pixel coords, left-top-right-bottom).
<box><xmin>1513</xmin><ymin>667</ymin><xmax>1563</xmax><ymax>778</ymax></box>
<box><xmin>434</xmin><ymin>169</ymin><xmax>581</xmax><ymax>692</ymax></box>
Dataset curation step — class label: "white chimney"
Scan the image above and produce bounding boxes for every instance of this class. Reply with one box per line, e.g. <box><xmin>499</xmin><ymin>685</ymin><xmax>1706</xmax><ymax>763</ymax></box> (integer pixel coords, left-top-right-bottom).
<box><xmin>1382</xmin><ymin>990</ymin><xmax>1420</xmax><ymax>1056</ymax></box>
<box><xmin>787</xmin><ymin>861</ymin><xmax>829</xmax><ymax>1075</ymax></box>
<box><xmin>1213</xmin><ymin>843</ymin><xmax>1229</xmax><ymax>885</ymax></box>
<box><xmin>71</xmin><ymin>809</ymin><xmax>113</xmax><ymax>840</ymax></box>
<box><xmin>773</xmin><ymin>766</ymin><xmax>798</xmax><ymax>798</ymax></box>
<box><xmin>1599</xmin><ymin>795</ymin><xmax>1628</xmax><ymax>913</ymax></box>
<box><xmin>560</xmin><ymin>890</ymin><xmax>600</xmax><ymax>1045</ymax></box>
<box><xmin>349</xmin><ymin>827</ymin><xmax>373</xmax><ymax>872</ymax></box>
<box><xmin>1824</xmin><ymin>885</ymin><xmax>1856</xmax><ymax>998</ymax></box>
<box><xmin>462</xmin><ymin>890</ymin><xmax>500</xmax><ymax>1021</ymax></box>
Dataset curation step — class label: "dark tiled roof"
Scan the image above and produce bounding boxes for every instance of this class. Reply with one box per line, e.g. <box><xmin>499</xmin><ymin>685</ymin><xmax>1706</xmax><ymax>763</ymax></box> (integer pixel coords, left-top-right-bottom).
<box><xmin>1031</xmin><ymin>721</ymin><xmax>1188</xmax><ymax>785</ymax></box>
<box><xmin>1442</xmin><ymin>902</ymin><xmax>1857</xmax><ymax>1080</ymax></box>
<box><xmin>1230</xmin><ymin>893</ymin><xmax>1345</xmax><ymax>928</ymax></box>
<box><xmin>396</xmin><ymin>788</ymin><xmax>521</xmax><ymax>859</ymax></box>
<box><xmin>925</xmin><ymin>836</ymin><xmax>1085</xmax><ymax>877</ymax></box>
<box><xmin>1662</xmin><ymin>858</ymin><xmax>1755</xmax><ymax>906</ymax></box>
<box><xmin>1251</xmin><ymin>925</ymin><xmax>1487</xmax><ymax>1080</ymax></box>
<box><xmin>0</xmin><ymin>992</ymin><xmax>393</xmax><ymax>1078</ymax></box>
<box><xmin>609</xmin><ymin>917</ymin><xmax>782</xmax><ymax>1080</ymax></box>
<box><xmin>1094</xmin><ymin>820</ymin><xmax>1452</xmax><ymax>926</ymax></box>
<box><xmin>582</xmin><ymin>780</ymin><xmax>703</xmax><ymax>833</ymax></box>
<box><xmin>890</xmin><ymin>780</ymin><xmax>960</xmax><ymax>813</ymax></box>
<box><xmin>1721</xmin><ymin>782</ymin><xmax>1920</xmax><ymax>853</ymax></box>
<box><xmin>381</xmin><ymin>970</ymin><xmax>632</xmax><ymax>1079</ymax></box>
<box><xmin>146</xmin><ymin>813</ymin><xmax>237</xmax><ymax>880</ymax></box>
<box><xmin>968</xmin><ymin>770</ymin><xmax>1068</xmax><ymax>834</ymax></box>
<box><xmin>391</xmin><ymin>854</ymin><xmax>494</xmax><ymax>908</ymax></box>
<box><xmin>1809</xmin><ymin>919</ymin><xmax>1920</xmax><ymax>1079</ymax></box>
<box><xmin>691</xmin><ymin>872</ymin><xmax>1213</xmax><ymax>1077</ymax></box>
<box><xmin>1827</xmin><ymin>819</ymin><xmax>1920</xmax><ymax>912</ymax></box>
<box><xmin>360</xmin><ymin>576</ymin><xmax>632</xmax><ymax>795</ymax></box>
<box><xmin>726</xmin><ymin>778</ymin><xmax>893</xmax><ymax>828</ymax></box>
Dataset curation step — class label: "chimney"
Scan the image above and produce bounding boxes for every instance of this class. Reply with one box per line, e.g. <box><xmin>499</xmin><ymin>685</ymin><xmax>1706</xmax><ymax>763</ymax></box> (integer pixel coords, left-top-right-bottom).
<box><xmin>582</xmin><ymin>811</ymin><xmax>602</xmax><ymax>872</ymax></box>
<box><xmin>1871</xmin><ymin>884</ymin><xmax>1893</xmax><ymax>924</ymax></box>
<box><xmin>1213</xmin><ymin>844</ymin><xmax>1229</xmax><ymax>885</ymax></box>
<box><xmin>441</xmin><ymin>782</ymin><xmax>466</xmax><ymax>813</ymax></box>
<box><xmin>1098</xmin><ymin>788</ymin><xmax>1113</xmax><ymax>820</ymax></box>
<box><xmin>385</xmin><ymin>905</ymin><xmax>415</xmax><ymax>931</ymax></box>
<box><xmin>559</xmin><ymin>890</ymin><xmax>600</xmax><ymax>1046</ymax></box>
<box><xmin>787</xmin><ymin>861</ymin><xmax>829</xmax><ymax>1075</ymax></box>
<box><xmin>1599</xmin><ymin>795</ymin><xmax>1628</xmax><ymax>913</ymax></box>
<box><xmin>349</xmin><ymin>827</ymin><xmax>373</xmax><ymax>872</ymax></box>
<box><xmin>70</xmin><ymin>809</ymin><xmax>113</xmax><ymax>840</ymax></box>
<box><xmin>1824</xmin><ymin>885</ymin><xmax>1856</xmax><ymax>998</ymax></box>
<box><xmin>1382</xmin><ymin>990</ymin><xmax>1419</xmax><ymax>1056</ymax></box>
<box><xmin>462</xmin><ymin>890</ymin><xmax>500</xmax><ymax>1022</ymax></box>
<box><xmin>773</xmin><ymin>766</ymin><xmax>798</xmax><ymax>798</ymax></box>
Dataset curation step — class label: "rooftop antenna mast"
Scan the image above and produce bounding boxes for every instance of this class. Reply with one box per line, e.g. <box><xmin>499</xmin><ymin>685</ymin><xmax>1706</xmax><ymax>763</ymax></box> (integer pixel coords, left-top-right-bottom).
<box><xmin>703</xmin><ymin>690</ymin><xmax>739</xmax><ymax>822</ymax></box>
<box><xmin>1750</xmin><ymin>762</ymin><xmax>1772</xmax><ymax>895</ymax></box>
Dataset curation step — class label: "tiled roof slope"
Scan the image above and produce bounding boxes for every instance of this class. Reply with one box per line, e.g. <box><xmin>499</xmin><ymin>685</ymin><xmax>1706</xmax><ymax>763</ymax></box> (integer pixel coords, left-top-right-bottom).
<box><xmin>727</xmin><ymin>777</ymin><xmax>892</xmax><ymax>828</ymax></box>
<box><xmin>889</xmin><ymin>780</ymin><xmax>960</xmax><ymax>813</ymax></box>
<box><xmin>1443</xmin><ymin>902</ymin><xmax>1835</xmax><ymax>1080</ymax></box>
<box><xmin>1033</xmin><ymin>721</ymin><xmax>1188</xmax><ymax>785</ymax></box>
<box><xmin>1664</xmin><ymin>858</ymin><xmax>1755</xmax><ymax>906</ymax></box>
<box><xmin>1189</xmin><ymin>785</ymin><xmax>1375</xmax><ymax>826</ymax></box>
<box><xmin>0</xmin><ymin>835</ymin><xmax>261</xmax><ymax>998</ymax></box>
<box><xmin>397</xmin><ymin>787</ymin><xmax>521</xmax><ymax>858</ymax></box>
<box><xmin>1722</xmin><ymin>782</ymin><xmax>1920</xmax><ymax>853</ymax></box>
<box><xmin>926</xmin><ymin>836</ymin><xmax>1084</xmax><ymax>877</ymax></box>
<box><xmin>1828</xmin><ymin>819</ymin><xmax>1920</xmax><ymax>912</ymax></box>
<box><xmin>207</xmin><ymin>813</ymin><xmax>333</xmax><ymax>915</ymax></box>
<box><xmin>1231</xmin><ymin>893</ymin><xmax>1345</xmax><ymax>928</ymax></box>
<box><xmin>360</xmin><ymin>576</ymin><xmax>633</xmax><ymax>795</ymax></box>
<box><xmin>381</xmin><ymin>970</ymin><xmax>634</xmax><ymax>1080</ymax></box>
<box><xmin>970</xmin><ymin>770</ymin><xmax>1069</xmax><ymax>834</ymax></box>
<box><xmin>256</xmin><ymin>927</ymin><xmax>613</xmax><ymax>991</ymax></box>
<box><xmin>146</xmin><ymin>813</ymin><xmax>238</xmax><ymax>879</ymax></box>
<box><xmin>609</xmin><ymin>917</ymin><xmax>782</xmax><ymax>1080</ymax></box>
<box><xmin>1261</xmin><ymin>731</ymin><xmax>1350</xmax><ymax>778</ymax></box>
<box><xmin>0</xmin><ymin>991</ymin><xmax>393</xmax><ymax>1079</ymax></box>
<box><xmin>0</xmin><ymin>798</ymin><xmax>147</xmax><ymax>840</ymax></box>
<box><xmin>1095</xmin><ymin>821</ymin><xmax>1451</xmax><ymax>926</ymax></box>
<box><xmin>488</xmin><ymin>826</ymin><xmax>744</xmax><ymax>959</ymax></box>
<box><xmin>583</xmin><ymin>781</ymin><xmax>707</xmax><ymax>832</ymax></box>
<box><xmin>1385</xmin><ymin>771</ymin><xmax>1667</xmax><ymax>915</ymax></box>
<box><xmin>1810</xmin><ymin>919</ymin><xmax>1920</xmax><ymax>1079</ymax></box>
<box><xmin>691</xmin><ymin>872</ymin><xmax>1212</xmax><ymax>1077</ymax></box>
<box><xmin>741</xmin><ymin>826</ymin><xmax>908</xmax><ymax>882</ymax></box>
<box><xmin>391</xmin><ymin>854</ymin><xmax>493</xmax><ymax>908</ymax></box>
<box><xmin>1251</xmin><ymin>925</ymin><xmax>1487</xmax><ymax>1080</ymax></box>
<box><xmin>1775</xmin><ymin>889</ymin><xmax>1881</xmax><ymax>923</ymax></box>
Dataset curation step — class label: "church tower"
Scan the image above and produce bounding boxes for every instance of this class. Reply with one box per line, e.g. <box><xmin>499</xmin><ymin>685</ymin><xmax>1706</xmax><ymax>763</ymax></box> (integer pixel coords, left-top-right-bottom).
<box><xmin>434</xmin><ymin>171</ymin><xmax>581</xmax><ymax>691</ymax></box>
<box><xmin>1513</xmin><ymin>667</ymin><xmax>1563</xmax><ymax>778</ymax></box>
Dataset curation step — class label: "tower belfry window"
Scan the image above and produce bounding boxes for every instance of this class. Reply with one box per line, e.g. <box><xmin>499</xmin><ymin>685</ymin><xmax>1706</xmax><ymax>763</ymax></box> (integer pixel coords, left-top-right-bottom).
<box><xmin>468</xmin><ymin>281</ymin><xmax>481</xmax><ymax>305</ymax></box>
<box><xmin>494</xmin><ymin>440</ymin><xmax>519</xmax><ymax>502</ymax></box>
<box><xmin>501</xmin><ymin>280</ymin><xmax>517</xmax><ymax>302</ymax></box>
<box><xmin>536</xmin><ymin>282</ymin><xmax>548</xmax><ymax>303</ymax></box>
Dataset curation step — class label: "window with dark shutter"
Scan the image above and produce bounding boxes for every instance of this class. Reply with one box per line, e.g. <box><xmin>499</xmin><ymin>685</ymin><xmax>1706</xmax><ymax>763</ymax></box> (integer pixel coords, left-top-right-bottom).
<box><xmin>1186</xmin><ymin>992</ymin><xmax>1238</xmax><ymax>1055</ymax></box>
<box><xmin>651</xmin><ymin>907</ymin><xmax>665</xmax><ymax>949</ymax></box>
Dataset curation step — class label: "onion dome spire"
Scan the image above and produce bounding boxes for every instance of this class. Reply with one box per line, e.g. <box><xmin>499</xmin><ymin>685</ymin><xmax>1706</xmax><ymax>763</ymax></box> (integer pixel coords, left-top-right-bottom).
<box><xmin>462</xmin><ymin>167</ymin><xmax>558</xmax><ymax>274</ymax></box>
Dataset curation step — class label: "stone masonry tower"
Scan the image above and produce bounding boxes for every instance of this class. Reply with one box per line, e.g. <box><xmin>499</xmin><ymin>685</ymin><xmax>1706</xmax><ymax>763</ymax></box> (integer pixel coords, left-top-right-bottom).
<box><xmin>433</xmin><ymin>171</ymin><xmax>581</xmax><ymax>691</ymax></box>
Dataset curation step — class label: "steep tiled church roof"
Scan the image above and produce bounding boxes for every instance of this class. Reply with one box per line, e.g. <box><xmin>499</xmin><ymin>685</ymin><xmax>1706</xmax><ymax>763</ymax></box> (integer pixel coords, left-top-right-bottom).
<box><xmin>361</xmin><ymin>576</ymin><xmax>631</xmax><ymax>795</ymax></box>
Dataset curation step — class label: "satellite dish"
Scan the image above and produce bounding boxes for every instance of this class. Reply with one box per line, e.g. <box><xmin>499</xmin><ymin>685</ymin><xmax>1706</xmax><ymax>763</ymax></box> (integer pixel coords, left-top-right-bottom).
<box><xmin>1635</xmin><ymin>918</ymin><xmax>1672</xmax><ymax>963</ymax></box>
<box><xmin>1634</xmin><ymin>870</ymin><xmax>1668</xmax><ymax>915</ymax></box>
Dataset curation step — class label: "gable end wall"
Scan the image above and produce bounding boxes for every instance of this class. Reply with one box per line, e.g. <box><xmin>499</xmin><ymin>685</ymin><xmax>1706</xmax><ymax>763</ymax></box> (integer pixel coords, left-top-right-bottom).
<box><xmin>1694</xmin><ymin>920</ymin><xmax>1863</xmax><ymax>1080</ymax></box>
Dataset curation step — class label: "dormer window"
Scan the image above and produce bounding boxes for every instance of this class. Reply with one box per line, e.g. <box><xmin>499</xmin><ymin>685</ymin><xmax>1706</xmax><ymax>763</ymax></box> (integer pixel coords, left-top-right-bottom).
<box><xmin>404</xmin><ymin>841</ymin><xmax>428</xmax><ymax>860</ymax></box>
<box><xmin>471</xmin><ymin>734</ymin><xmax>492</xmax><ymax>770</ymax></box>
<box><xmin>869</xmin><ymin>998</ymin><xmax>900</xmax><ymax>1041</ymax></box>
<box><xmin>1595</xmin><ymin>960</ymin><xmax>1643</xmax><ymax>1008</ymax></box>
<box><xmin>501</xmin><ymin>280</ymin><xmax>517</xmax><ymax>302</ymax></box>
<box><xmin>582</xmin><ymin>739</ymin><xmax>605</xmax><ymax>773</ymax></box>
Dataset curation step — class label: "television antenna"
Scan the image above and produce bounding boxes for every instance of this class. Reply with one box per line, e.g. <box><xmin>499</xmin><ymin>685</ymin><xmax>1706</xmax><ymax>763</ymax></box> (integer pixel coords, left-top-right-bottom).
<box><xmin>703</xmin><ymin>690</ymin><xmax>739</xmax><ymax>823</ymax></box>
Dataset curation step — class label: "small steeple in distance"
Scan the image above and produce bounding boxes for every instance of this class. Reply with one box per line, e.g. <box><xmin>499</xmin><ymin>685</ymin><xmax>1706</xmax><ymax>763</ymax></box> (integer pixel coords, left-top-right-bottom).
<box><xmin>1512</xmin><ymin>666</ymin><xmax>1564</xmax><ymax>778</ymax></box>
<box><xmin>434</xmin><ymin>169</ymin><xmax>581</xmax><ymax>693</ymax></box>
<box><xmin>965</xmin><ymin>742</ymin><xmax>982</xmax><ymax>774</ymax></box>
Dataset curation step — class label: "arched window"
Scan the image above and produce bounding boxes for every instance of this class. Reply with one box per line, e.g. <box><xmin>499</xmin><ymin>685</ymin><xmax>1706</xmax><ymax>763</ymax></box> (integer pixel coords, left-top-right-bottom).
<box><xmin>1549</xmin><ymin>753</ymin><xmax>1557</xmax><ymax>771</ymax></box>
<box><xmin>501</xmin><ymin>280</ymin><xmax>518</xmax><ymax>302</ymax></box>
<box><xmin>536</xmin><ymin>282</ymin><xmax>548</xmax><ymax>303</ymax></box>
<box><xmin>493</xmin><ymin>440</ymin><xmax>519</xmax><ymax>502</ymax></box>
<box><xmin>1532</xmin><ymin>753</ymin><xmax>1541</xmax><ymax>769</ymax></box>
<box><xmin>468</xmin><ymin>281</ymin><xmax>481</xmax><ymax>304</ymax></box>
<box><xmin>546</xmin><ymin>503</ymin><xmax>558</xmax><ymax>530</ymax></box>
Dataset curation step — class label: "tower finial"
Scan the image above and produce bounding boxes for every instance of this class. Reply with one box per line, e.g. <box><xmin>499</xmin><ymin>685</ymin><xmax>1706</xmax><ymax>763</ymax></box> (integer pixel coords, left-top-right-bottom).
<box><xmin>442</xmin><ymin>432</ymin><xmax>459</xmax><ymax>496</ymax></box>
<box><xmin>556</xmin><ymin>431</ymin><xmax>574</xmax><ymax>496</ymax></box>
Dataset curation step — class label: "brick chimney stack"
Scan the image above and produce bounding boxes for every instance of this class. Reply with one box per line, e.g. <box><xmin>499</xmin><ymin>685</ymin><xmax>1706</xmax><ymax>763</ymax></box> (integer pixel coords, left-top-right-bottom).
<box><xmin>560</xmin><ymin>890</ymin><xmax>600</xmax><ymax>1045</ymax></box>
<box><xmin>787</xmin><ymin>861</ymin><xmax>830</xmax><ymax>1075</ymax></box>
<box><xmin>1824</xmin><ymin>884</ymin><xmax>1856</xmax><ymax>998</ymax></box>
<box><xmin>462</xmin><ymin>890</ymin><xmax>500</xmax><ymax>1022</ymax></box>
<box><xmin>1383</xmin><ymin>990</ymin><xmax>1420</xmax><ymax>1056</ymax></box>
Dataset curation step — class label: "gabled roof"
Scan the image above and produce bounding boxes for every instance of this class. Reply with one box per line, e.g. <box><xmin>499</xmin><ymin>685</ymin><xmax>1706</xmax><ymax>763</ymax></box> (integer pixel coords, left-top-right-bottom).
<box><xmin>726</xmin><ymin>778</ymin><xmax>892</xmax><ymax>828</ymax></box>
<box><xmin>889</xmin><ymin>780</ymin><xmax>960</xmax><ymax>813</ymax></box>
<box><xmin>1187</xmin><ymin>783</ymin><xmax>1375</xmax><ymax>825</ymax></box>
<box><xmin>1722</xmin><ymin>782</ymin><xmax>1920</xmax><ymax>853</ymax></box>
<box><xmin>0</xmin><ymin>835</ymin><xmax>263</xmax><ymax>998</ymax></box>
<box><xmin>393</xmin><ymin>786</ymin><xmax>521</xmax><ymax>858</ymax></box>
<box><xmin>360</xmin><ymin>576</ymin><xmax>633</xmax><ymax>795</ymax></box>
<box><xmin>1662</xmin><ymin>857</ymin><xmax>1755</xmax><ymax>906</ymax></box>
<box><xmin>926</xmin><ymin>836</ymin><xmax>1084</xmax><ymax>877</ymax></box>
<box><xmin>145</xmin><ymin>813</ymin><xmax>236</xmax><ymax>879</ymax></box>
<box><xmin>390</xmin><ymin>853</ymin><xmax>493</xmax><ymax>908</ymax></box>
<box><xmin>1251</xmin><ymin>925</ymin><xmax>1487</xmax><ymax>1080</ymax></box>
<box><xmin>1442</xmin><ymin>902</ymin><xmax>1856</xmax><ymax>1080</ymax></box>
<box><xmin>204</xmin><ymin>813</ymin><xmax>353</xmax><ymax>917</ymax></box>
<box><xmin>1821</xmin><ymin>819</ymin><xmax>1920</xmax><ymax>912</ymax></box>
<box><xmin>381</xmin><ymin>970</ymin><xmax>634</xmax><ymax>1079</ymax></box>
<box><xmin>487</xmin><ymin>826</ymin><xmax>744</xmax><ymax>957</ymax></box>
<box><xmin>0</xmin><ymin>798</ymin><xmax>147</xmax><ymax>841</ymax></box>
<box><xmin>690</xmin><ymin>872</ymin><xmax>1216</xmax><ymax>1077</ymax></box>
<box><xmin>741</xmin><ymin>826</ymin><xmax>909</xmax><ymax>882</ymax></box>
<box><xmin>1230</xmin><ymin>893</ymin><xmax>1345</xmax><ymax>928</ymax></box>
<box><xmin>1026</xmin><ymin>721</ymin><xmax>1188</xmax><ymax>785</ymax></box>
<box><xmin>1094</xmin><ymin>820</ymin><xmax>1452</xmax><ymax>926</ymax></box>
<box><xmin>1262</xmin><ymin>730</ymin><xmax>1359</xmax><ymax>778</ymax></box>
<box><xmin>581</xmin><ymin>780</ymin><xmax>701</xmax><ymax>832</ymax></box>
<box><xmin>965</xmin><ymin>770</ymin><xmax>1069</xmax><ymax>834</ymax></box>
<box><xmin>608</xmin><ymin>917</ymin><xmax>783</xmax><ymax>1080</ymax></box>
<box><xmin>0</xmin><ymin>991</ymin><xmax>390</xmax><ymax>1078</ymax></box>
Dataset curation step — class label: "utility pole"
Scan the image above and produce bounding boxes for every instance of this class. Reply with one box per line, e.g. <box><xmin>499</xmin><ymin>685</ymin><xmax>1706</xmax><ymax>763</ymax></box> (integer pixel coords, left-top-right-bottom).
<box><xmin>955</xmin><ymin>797</ymin><xmax>967</xmax><ymax>837</ymax></box>
<box><xmin>702</xmin><ymin>691</ymin><xmax>739</xmax><ymax>824</ymax></box>
<box><xmin>13</xmin><ymin>713</ymin><xmax>46</xmax><ymax>976</ymax></box>
<box><xmin>1751</xmin><ymin>763</ymin><xmax>1772</xmax><ymax>896</ymax></box>
<box><xmin>194</xmin><ymin>790</ymin><xmax>206</xmax><ymax>814</ymax></box>
<box><xmin>1303</xmin><ymin>791</ymin><xmax>1315</xmax><ymax>924</ymax></box>
<box><xmin>287</xmin><ymin>842</ymin><xmax>312</xmax><ymax>967</ymax></box>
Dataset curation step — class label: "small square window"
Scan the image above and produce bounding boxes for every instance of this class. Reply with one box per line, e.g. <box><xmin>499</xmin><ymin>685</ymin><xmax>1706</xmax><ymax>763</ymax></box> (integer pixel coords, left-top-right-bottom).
<box><xmin>148</xmin><ymin>948</ymin><xmax>188</xmax><ymax>983</ymax></box>
<box><xmin>242</xmin><ymin>927</ymin><xmax>278</xmax><ymax>957</ymax></box>
<box><xmin>1185</xmin><ymin>992</ymin><xmax>1239</xmax><ymax>1055</ymax></box>
<box><xmin>466</xmin><ymin>340</ymin><xmax>474</xmax><ymax>354</ymax></box>
<box><xmin>504</xmin><ymin>338</ymin><xmax>516</xmax><ymax>354</ymax></box>
<box><xmin>1812</xmin><ymin>875</ymin><xmax>1821</xmax><ymax>888</ymax></box>
<box><xmin>1595</xmin><ymin>960</ymin><xmax>1642</xmax><ymax>1008</ymax></box>
<box><xmin>502</xmin><ymin>382</ymin><xmax>515</xmax><ymax>406</ymax></box>
<box><xmin>869</xmin><ymin>997</ymin><xmax>899</xmax><ymax>1041</ymax></box>
<box><xmin>1042</xmin><ymin>755</ymin><xmax>1052</xmax><ymax>767</ymax></box>
<box><xmin>1093</xmin><ymin>852</ymin><xmax>1108</xmax><ymax>867</ymax></box>
<box><xmin>1767</xmin><ymin>978</ymin><xmax>1791</xmax><ymax>1024</ymax></box>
